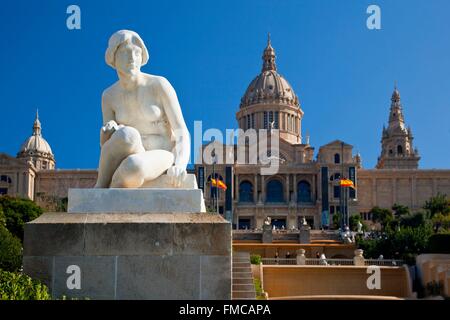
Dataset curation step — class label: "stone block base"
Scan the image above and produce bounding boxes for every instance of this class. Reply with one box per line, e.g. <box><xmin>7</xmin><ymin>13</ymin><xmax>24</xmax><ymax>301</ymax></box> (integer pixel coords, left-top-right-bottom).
<box><xmin>68</xmin><ymin>188</ymin><xmax>206</xmax><ymax>213</ymax></box>
<box><xmin>23</xmin><ymin>212</ymin><xmax>231</xmax><ymax>300</ymax></box>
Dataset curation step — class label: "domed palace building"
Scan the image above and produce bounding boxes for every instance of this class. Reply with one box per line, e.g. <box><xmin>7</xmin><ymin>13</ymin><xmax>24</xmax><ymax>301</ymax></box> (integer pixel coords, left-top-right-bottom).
<box><xmin>194</xmin><ymin>36</ymin><xmax>450</xmax><ymax>229</ymax></box>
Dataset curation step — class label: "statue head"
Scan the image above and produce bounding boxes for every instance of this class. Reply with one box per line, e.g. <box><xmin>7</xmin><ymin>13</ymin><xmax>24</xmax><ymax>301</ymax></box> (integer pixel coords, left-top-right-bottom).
<box><xmin>105</xmin><ymin>30</ymin><xmax>149</xmax><ymax>75</ymax></box>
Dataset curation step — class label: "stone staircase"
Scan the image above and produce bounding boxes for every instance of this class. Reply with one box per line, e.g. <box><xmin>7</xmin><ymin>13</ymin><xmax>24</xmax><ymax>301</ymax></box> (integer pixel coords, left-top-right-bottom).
<box><xmin>232</xmin><ymin>252</ymin><xmax>257</xmax><ymax>300</ymax></box>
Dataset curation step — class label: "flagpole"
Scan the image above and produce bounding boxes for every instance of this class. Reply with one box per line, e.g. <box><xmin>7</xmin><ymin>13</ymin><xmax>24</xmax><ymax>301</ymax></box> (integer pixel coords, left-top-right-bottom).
<box><xmin>212</xmin><ymin>150</ymin><xmax>216</xmax><ymax>213</ymax></box>
<box><xmin>340</xmin><ymin>142</ymin><xmax>344</xmax><ymax>230</ymax></box>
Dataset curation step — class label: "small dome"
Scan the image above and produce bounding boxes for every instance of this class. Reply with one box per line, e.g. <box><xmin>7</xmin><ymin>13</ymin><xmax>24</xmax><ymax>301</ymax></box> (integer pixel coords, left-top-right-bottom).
<box><xmin>240</xmin><ymin>35</ymin><xmax>299</xmax><ymax>109</ymax></box>
<box><xmin>18</xmin><ymin>111</ymin><xmax>54</xmax><ymax>158</ymax></box>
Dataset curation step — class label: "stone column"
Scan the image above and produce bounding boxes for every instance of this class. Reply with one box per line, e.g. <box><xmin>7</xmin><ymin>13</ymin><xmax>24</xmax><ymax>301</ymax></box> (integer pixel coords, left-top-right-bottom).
<box><xmin>311</xmin><ymin>175</ymin><xmax>316</xmax><ymax>202</ymax></box>
<box><xmin>392</xmin><ymin>178</ymin><xmax>397</xmax><ymax>205</ymax></box>
<box><xmin>433</xmin><ymin>178</ymin><xmax>438</xmax><ymax>197</ymax></box>
<box><xmin>254</xmin><ymin>175</ymin><xmax>258</xmax><ymax>203</ymax></box>
<box><xmin>285</xmin><ymin>174</ymin><xmax>290</xmax><ymax>203</ymax></box>
<box><xmin>235</xmin><ymin>174</ymin><xmax>239</xmax><ymax>203</ymax></box>
<box><xmin>293</xmin><ymin>174</ymin><xmax>298</xmax><ymax>203</ymax></box>
<box><xmin>411</xmin><ymin>176</ymin><xmax>416</xmax><ymax>208</ymax></box>
<box><xmin>372</xmin><ymin>178</ymin><xmax>377</xmax><ymax>208</ymax></box>
<box><xmin>261</xmin><ymin>175</ymin><xmax>266</xmax><ymax>203</ymax></box>
<box><xmin>299</xmin><ymin>221</ymin><xmax>311</xmax><ymax>244</ymax></box>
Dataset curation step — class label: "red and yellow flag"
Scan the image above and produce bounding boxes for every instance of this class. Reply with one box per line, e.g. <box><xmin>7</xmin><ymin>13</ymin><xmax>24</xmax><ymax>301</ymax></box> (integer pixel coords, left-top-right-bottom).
<box><xmin>339</xmin><ymin>178</ymin><xmax>355</xmax><ymax>189</ymax></box>
<box><xmin>211</xmin><ymin>178</ymin><xmax>227</xmax><ymax>190</ymax></box>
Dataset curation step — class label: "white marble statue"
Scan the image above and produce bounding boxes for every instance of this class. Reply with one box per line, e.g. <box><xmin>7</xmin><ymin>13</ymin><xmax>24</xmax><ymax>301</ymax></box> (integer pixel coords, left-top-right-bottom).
<box><xmin>357</xmin><ymin>221</ymin><xmax>363</xmax><ymax>234</ymax></box>
<box><xmin>95</xmin><ymin>30</ymin><xmax>190</xmax><ymax>188</ymax></box>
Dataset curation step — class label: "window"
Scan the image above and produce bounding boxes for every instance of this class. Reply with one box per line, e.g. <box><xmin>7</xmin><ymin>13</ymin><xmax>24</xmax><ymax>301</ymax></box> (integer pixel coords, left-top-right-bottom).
<box><xmin>0</xmin><ymin>175</ymin><xmax>12</xmax><ymax>184</ymax></box>
<box><xmin>0</xmin><ymin>188</ymin><xmax>7</xmax><ymax>195</ymax></box>
<box><xmin>297</xmin><ymin>180</ymin><xmax>312</xmax><ymax>203</ymax></box>
<box><xmin>334</xmin><ymin>153</ymin><xmax>340</xmax><ymax>164</ymax></box>
<box><xmin>397</xmin><ymin>145</ymin><xmax>403</xmax><ymax>154</ymax></box>
<box><xmin>266</xmin><ymin>179</ymin><xmax>284</xmax><ymax>203</ymax></box>
<box><xmin>238</xmin><ymin>218</ymin><xmax>251</xmax><ymax>230</ymax></box>
<box><xmin>333</xmin><ymin>185</ymin><xmax>340</xmax><ymax>198</ymax></box>
<box><xmin>272</xmin><ymin>218</ymin><xmax>286</xmax><ymax>230</ymax></box>
<box><xmin>268</xmin><ymin>111</ymin><xmax>274</xmax><ymax>126</ymax></box>
<box><xmin>330</xmin><ymin>206</ymin><xmax>335</xmax><ymax>214</ymax></box>
<box><xmin>251</xmin><ymin>114</ymin><xmax>255</xmax><ymax>128</ymax></box>
<box><xmin>274</xmin><ymin>111</ymin><xmax>279</xmax><ymax>129</ymax></box>
<box><xmin>239</xmin><ymin>181</ymin><xmax>254</xmax><ymax>203</ymax></box>
<box><xmin>263</xmin><ymin>112</ymin><xmax>268</xmax><ymax>129</ymax></box>
<box><xmin>334</xmin><ymin>173</ymin><xmax>341</xmax><ymax>181</ymax></box>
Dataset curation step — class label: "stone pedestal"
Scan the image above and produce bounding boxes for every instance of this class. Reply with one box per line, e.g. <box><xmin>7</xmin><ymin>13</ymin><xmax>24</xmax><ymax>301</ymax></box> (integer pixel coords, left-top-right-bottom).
<box><xmin>68</xmin><ymin>188</ymin><xmax>206</xmax><ymax>213</ymax></box>
<box><xmin>299</xmin><ymin>225</ymin><xmax>311</xmax><ymax>244</ymax></box>
<box><xmin>262</xmin><ymin>224</ymin><xmax>273</xmax><ymax>243</ymax></box>
<box><xmin>23</xmin><ymin>212</ymin><xmax>231</xmax><ymax>300</ymax></box>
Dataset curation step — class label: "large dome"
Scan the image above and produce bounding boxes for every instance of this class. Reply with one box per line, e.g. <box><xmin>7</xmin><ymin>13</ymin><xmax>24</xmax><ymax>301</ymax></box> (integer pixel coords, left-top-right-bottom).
<box><xmin>17</xmin><ymin>112</ymin><xmax>54</xmax><ymax>159</ymax></box>
<box><xmin>240</xmin><ymin>37</ymin><xmax>299</xmax><ymax>109</ymax></box>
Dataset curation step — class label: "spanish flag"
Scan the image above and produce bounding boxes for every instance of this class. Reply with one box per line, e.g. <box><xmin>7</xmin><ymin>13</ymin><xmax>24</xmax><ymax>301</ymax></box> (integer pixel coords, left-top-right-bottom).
<box><xmin>211</xmin><ymin>178</ymin><xmax>227</xmax><ymax>190</ymax></box>
<box><xmin>339</xmin><ymin>178</ymin><xmax>355</xmax><ymax>189</ymax></box>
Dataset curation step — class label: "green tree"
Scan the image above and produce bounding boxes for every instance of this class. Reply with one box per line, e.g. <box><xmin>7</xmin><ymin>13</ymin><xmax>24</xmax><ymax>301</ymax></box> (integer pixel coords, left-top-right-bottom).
<box><xmin>0</xmin><ymin>196</ymin><xmax>43</xmax><ymax>241</ymax></box>
<box><xmin>349</xmin><ymin>214</ymin><xmax>366</xmax><ymax>232</ymax></box>
<box><xmin>423</xmin><ymin>193</ymin><xmax>450</xmax><ymax>218</ymax></box>
<box><xmin>0</xmin><ymin>225</ymin><xmax>22</xmax><ymax>272</ymax></box>
<box><xmin>392</xmin><ymin>203</ymin><xmax>410</xmax><ymax>217</ymax></box>
<box><xmin>400</xmin><ymin>211</ymin><xmax>426</xmax><ymax>228</ymax></box>
<box><xmin>357</xmin><ymin>224</ymin><xmax>433</xmax><ymax>263</ymax></box>
<box><xmin>370</xmin><ymin>206</ymin><xmax>393</xmax><ymax>230</ymax></box>
<box><xmin>332</xmin><ymin>212</ymin><xmax>342</xmax><ymax>229</ymax></box>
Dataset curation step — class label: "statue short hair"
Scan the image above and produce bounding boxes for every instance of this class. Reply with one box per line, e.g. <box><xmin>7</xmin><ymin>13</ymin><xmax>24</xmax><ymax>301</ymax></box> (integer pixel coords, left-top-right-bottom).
<box><xmin>105</xmin><ymin>30</ymin><xmax>149</xmax><ymax>68</ymax></box>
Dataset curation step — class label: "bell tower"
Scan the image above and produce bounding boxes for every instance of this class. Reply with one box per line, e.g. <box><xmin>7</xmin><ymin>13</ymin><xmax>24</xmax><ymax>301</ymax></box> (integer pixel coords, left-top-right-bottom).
<box><xmin>376</xmin><ymin>86</ymin><xmax>420</xmax><ymax>169</ymax></box>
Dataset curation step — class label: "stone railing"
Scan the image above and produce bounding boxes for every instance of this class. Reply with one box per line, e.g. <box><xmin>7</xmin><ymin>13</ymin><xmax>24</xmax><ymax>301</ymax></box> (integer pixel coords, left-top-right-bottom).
<box><xmin>261</xmin><ymin>250</ymin><xmax>404</xmax><ymax>267</ymax></box>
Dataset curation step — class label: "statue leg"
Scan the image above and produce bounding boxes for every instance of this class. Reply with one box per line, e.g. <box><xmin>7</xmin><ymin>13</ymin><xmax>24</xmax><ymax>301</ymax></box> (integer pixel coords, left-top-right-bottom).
<box><xmin>94</xmin><ymin>126</ymin><xmax>145</xmax><ymax>188</ymax></box>
<box><xmin>110</xmin><ymin>150</ymin><xmax>174</xmax><ymax>188</ymax></box>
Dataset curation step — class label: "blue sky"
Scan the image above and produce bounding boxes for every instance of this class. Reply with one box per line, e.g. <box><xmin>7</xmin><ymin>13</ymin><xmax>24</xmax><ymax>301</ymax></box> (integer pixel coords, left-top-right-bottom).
<box><xmin>0</xmin><ymin>0</ymin><xmax>449</xmax><ymax>169</ymax></box>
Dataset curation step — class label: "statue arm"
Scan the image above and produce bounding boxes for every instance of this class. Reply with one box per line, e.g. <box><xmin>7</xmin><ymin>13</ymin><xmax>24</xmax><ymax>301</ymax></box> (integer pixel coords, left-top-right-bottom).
<box><xmin>100</xmin><ymin>92</ymin><xmax>118</xmax><ymax>147</ymax></box>
<box><xmin>158</xmin><ymin>77</ymin><xmax>190</xmax><ymax>169</ymax></box>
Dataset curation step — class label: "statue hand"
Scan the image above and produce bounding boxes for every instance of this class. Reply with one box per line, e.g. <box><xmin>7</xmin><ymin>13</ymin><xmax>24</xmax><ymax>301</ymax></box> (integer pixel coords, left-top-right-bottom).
<box><xmin>103</xmin><ymin>120</ymin><xmax>119</xmax><ymax>133</ymax></box>
<box><xmin>167</xmin><ymin>165</ymin><xmax>187</xmax><ymax>187</ymax></box>
<box><xmin>100</xmin><ymin>120</ymin><xmax>120</xmax><ymax>146</ymax></box>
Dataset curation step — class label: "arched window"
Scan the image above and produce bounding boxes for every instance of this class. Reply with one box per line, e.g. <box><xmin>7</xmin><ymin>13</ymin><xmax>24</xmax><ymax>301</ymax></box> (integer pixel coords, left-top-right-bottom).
<box><xmin>334</xmin><ymin>153</ymin><xmax>340</xmax><ymax>164</ymax></box>
<box><xmin>397</xmin><ymin>145</ymin><xmax>403</xmax><ymax>154</ymax></box>
<box><xmin>239</xmin><ymin>181</ymin><xmax>253</xmax><ymax>203</ymax></box>
<box><xmin>297</xmin><ymin>180</ymin><xmax>312</xmax><ymax>203</ymax></box>
<box><xmin>266</xmin><ymin>179</ymin><xmax>284</xmax><ymax>203</ymax></box>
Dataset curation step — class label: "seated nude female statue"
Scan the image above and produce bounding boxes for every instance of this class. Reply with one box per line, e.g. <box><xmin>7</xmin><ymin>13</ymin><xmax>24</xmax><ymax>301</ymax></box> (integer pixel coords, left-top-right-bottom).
<box><xmin>94</xmin><ymin>30</ymin><xmax>189</xmax><ymax>188</ymax></box>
